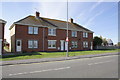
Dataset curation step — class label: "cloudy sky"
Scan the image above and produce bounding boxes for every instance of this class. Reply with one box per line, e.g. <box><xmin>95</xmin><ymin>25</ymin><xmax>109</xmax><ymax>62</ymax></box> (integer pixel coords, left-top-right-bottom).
<box><xmin>0</xmin><ymin>0</ymin><xmax>118</xmax><ymax>44</ymax></box>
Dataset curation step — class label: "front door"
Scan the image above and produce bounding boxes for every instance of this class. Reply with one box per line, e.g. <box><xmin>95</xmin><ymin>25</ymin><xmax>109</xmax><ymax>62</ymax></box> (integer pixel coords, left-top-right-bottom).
<box><xmin>16</xmin><ymin>40</ymin><xmax>22</xmax><ymax>52</ymax></box>
<box><xmin>65</xmin><ymin>41</ymin><xmax>68</xmax><ymax>51</ymax></box>
<box><xmin>91</xmin><ymin>42</ymin><xmax>93</xmax><ymax>50</ymax></box>
<box><xmin>60</xmin><ymin>40</ymin><xmax>64</xmax><ymax>51</ymax></box>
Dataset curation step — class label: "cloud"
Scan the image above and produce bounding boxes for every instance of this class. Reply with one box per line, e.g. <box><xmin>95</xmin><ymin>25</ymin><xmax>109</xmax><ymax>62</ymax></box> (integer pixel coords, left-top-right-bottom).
<box><xmin>75</xmin><ymin>10</ymin><xmax>89</xmax><ymax>24</ymax></box>
<box><xmin>75</xmin><ymin>0</ymin><xmax>104</xmax><ymax>26</ymax></box>
<box><xmin>36</xmin><ymin>2</ymin><xmax>67</xmax><ymax>20</ymax></box>
<box><xmin>0</xmin><ymin>2</ymin><xmax>2</xmax><ymax>18</ymax></box>
<box><xmin>76</xmin><ymin>10</ymin><xmax>86</xmax><ymax>19</ymax></box>
<box><xmin>89</xmin><ymin>0</ymin><xmax>104</xmax><ymax>13</ymax></box>
<box><xmin>84</xmin><ymin>10</ymin><xmax>104</xmax><ymax>27</ymax></box>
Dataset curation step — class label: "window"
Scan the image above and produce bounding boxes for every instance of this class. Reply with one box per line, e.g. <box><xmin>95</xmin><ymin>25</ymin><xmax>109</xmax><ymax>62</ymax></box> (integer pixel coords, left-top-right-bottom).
<box><xmin>28</xmin><ymin>40</ymin><xmax>38</xmax><ymax>48</ymax></box>
<box><xmin>72</xmin><ymin>31</ymin><xmax>77</xmax><ymax>37</ymax></box>
<box><xmin>33</xmin><ymin>40</ymin><xmax>38</xmax><ymax>48</ymax></box>
<box><xmin>48</xmin><ymin>40</ymin><xmax>56</xmax><ymax>48</ymax></box>
<box><xmin>28</xmin><ymin>27</ymin><xmax>33</xmax><ymax>34</ymax></box>
<box><xmin>48</xmin><ymin>28</ymin><xmax>56</xmax><ymax>36</ymax></box>
<box><xmin>71</xmin><ymin>41</ymin><xmax>78</xmax><ymax>48</ymax></box>
<box><xmin>28</xmin><ymin>27</ymin><xmax>38</xmax><ymax>34</ymax></box>
<box><xmin>83</xmin><ymin>32</ymin><xmax>88</xmax><ymax>38</ymax></box>
<box><xmin>83</xmin><ymin>41</ymin><xmax>88</xmax><ymax>48</ymax></box>
<box><xmin>17</xmin><ymin>41</ymin><xmax>20</xmax><ymax>46</ymax></box>
<box><xmin>34</xmin><ymin>27</ymin><xmax>38</xmax><ymax>34</ymax></box>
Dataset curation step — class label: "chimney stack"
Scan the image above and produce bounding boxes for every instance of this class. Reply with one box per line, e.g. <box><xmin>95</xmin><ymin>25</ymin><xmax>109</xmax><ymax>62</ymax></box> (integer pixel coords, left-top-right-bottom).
<box><xmin>36</xmin><ymin>11</ymin><xmax>40</xmax><ymax>17</ymax></box>
<box><xmin>69</xmin><ymin>18</ymin><xmax>73</xmax><ymax>23</ymax></box>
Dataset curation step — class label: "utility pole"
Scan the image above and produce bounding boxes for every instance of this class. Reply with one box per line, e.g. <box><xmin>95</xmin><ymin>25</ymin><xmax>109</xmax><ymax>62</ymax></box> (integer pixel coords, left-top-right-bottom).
<box><xmin>66</xmin><ymin>0</ymin><xmax>69</xmax><ymax>57</ymax></box>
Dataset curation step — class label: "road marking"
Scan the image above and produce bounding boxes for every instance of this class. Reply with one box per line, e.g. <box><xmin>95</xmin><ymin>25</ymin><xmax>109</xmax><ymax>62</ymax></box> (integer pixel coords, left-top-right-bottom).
<box><xmin>8</xmin><ymin>65</ymin><xmax>15</xmax><ymax>66</ymax></box>
<box><xmin>88</xmin><ymin>60</ymin><xmax>113</xmax><ymax>65</ymax></box>
<box><xmin>9</xmin><ymin>66</ymin><xmax>71</xmax><ymax>76</ymax></box>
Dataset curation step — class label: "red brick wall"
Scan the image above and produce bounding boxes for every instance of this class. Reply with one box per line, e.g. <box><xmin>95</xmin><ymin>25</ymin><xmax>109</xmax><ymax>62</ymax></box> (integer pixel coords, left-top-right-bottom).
<box><xmin>0</xmin><ymin>23</ymin><xmax>5</xmax><ymax>53</ymax></box>
<box><xmin>15</xmin><ymin>24</ymin><xmax>44</xmax><ymax>52</ymax></box>
<box><xmin>2</xmin><ymin>23</ymin><xmax>5</xmax><ymax>53</ymax></box>
<box><xmin>82</xmin><ymin>33</ymin><xmax>93</xmax><ymax>50</ymax></box>
<box><xmin>14</xmin><ymin>24</ymin><xmax>93</xmax><ymax>52</ymax></box>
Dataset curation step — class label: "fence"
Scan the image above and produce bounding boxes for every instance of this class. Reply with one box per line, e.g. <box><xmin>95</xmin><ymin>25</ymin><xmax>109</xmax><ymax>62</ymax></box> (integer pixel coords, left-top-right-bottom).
<box><xmin>94</xmin><ymin>46</ymin><xmax>119</xmax><ymax>50</ymax></box>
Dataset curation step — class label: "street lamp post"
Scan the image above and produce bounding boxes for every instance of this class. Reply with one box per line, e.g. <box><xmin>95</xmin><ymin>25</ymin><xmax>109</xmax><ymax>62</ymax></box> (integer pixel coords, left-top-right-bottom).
<box><xmin>66</xmin><ymin>0</ymin><xmax>69</xmax><ymax>57</ymax></box>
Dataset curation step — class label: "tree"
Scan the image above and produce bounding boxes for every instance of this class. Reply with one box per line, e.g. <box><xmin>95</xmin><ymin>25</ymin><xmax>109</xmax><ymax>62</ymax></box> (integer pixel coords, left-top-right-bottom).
<box><xmin>99</xmin><ymin>35</ymin><xmax>103</xmax><ymax>40</ymax></box>
<box><xmin>118</xmin><ymin>42</ymin><xmax>120</xmax><ymax>46</ymax></box>
<box><xmin>102</xmin><ymin>38</ymin><xmax>108</xmax><ymax>46</ymax></box>
<box><xmin>93</xmin><ymin>36</ymin><xmax>103</xmax><ymax>48</ymax></box>
<box><xmin>99</xmin><ymin>36</ymin><xmax>108</xmax><ymax>46</ymax></box>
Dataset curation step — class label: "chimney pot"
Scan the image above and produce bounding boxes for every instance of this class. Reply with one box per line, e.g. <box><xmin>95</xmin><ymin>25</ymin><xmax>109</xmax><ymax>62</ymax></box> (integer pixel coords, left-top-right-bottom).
<box><xmin>36</xmin><ymin>11</ymin><xmax>40</xmax><ymax>17</ymax></box>
<box><xmin>69</xmin><ymin>18</ymin><xmax>73</xmax><ymax>23</ymax></box>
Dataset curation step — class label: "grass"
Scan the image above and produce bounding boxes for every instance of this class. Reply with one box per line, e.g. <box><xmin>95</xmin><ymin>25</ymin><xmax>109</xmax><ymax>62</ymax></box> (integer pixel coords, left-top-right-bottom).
<box><xmin>1</xmin><ymin>49</ymin><xmax>119</xmax><ymax>61</ymax></box>
<box><xmin>4</xmin><ymin>46</ymin><xmax>10</xmax><ymax>52</ymax></box>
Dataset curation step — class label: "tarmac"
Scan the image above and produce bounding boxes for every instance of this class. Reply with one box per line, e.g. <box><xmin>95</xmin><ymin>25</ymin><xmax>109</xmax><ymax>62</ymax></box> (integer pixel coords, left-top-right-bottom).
<box><xmin>1</xmin><ymin>52</ymin><xmax>119</xmax><ymax>66</ymax></box>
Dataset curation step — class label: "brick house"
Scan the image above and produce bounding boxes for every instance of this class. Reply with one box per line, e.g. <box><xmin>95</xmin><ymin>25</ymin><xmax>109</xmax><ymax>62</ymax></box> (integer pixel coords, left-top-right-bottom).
<box><xmin>0</xmin><ymin>19</ymin><xmax>6</xmax><ymax>55</ymax></box>
<box><xmin>9</xmin><ymin>12</ymin><xmax>93</xmax><ymax>53</ymax></box>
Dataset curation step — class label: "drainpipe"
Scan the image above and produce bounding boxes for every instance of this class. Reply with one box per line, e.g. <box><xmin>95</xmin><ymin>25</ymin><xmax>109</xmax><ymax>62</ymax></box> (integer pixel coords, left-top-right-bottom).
<box><xmin>43</xmin><ymin>28</ymin><xmax>45</xmax><ymax>51</ymax></box>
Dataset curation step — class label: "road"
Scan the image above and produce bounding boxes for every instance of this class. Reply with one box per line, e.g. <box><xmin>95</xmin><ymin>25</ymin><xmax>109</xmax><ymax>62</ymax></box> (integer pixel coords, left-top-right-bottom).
<box><xmin>2</xmin><ymin>55</ymin><xmax>118</xmax><ymax>78</ymax></box>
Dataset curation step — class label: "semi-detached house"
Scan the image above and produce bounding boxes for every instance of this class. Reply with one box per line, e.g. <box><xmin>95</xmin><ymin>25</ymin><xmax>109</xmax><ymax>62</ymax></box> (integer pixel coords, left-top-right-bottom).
<box><xmin>0</xmin><ymin>19</ymin><xmax>6</xmax><ymax>55</ymax></box>
<box><xmin>9</xmin><ymin>12</ymin><xmax>93</xmax><ymax>53</ymax></box>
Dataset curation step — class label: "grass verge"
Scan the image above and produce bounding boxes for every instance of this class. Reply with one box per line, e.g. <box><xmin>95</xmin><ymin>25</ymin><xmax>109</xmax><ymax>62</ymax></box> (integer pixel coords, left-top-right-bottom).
<box><xmin>1</xmin><ymin>49</ymin><xmax>119</xmax><ymax>61</ymax></box>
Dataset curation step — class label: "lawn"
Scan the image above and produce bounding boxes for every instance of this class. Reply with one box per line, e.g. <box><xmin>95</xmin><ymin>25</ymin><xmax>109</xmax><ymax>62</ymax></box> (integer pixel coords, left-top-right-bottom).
<box><xmin>1</xmin><ymin>49</ymin><xmax>119</xmax><ymax>61</ymax></box>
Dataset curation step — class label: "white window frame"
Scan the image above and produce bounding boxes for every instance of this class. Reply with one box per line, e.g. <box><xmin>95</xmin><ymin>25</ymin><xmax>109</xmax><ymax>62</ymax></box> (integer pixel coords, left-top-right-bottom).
<box><xmin>48</xmin><ymin>28</ymin><xmax>56</xmax><ymax>36</ymax></box>
<box><xmin>71</xmin><ymin>41</ymin><xmax>78</xmax><ymax>48</ymax></box>
<box><xmin>28</xmin><ymin>26</ymin><xmax>38</xmax><ymax>34</ymax></box>
<box><xmin>28</xmin><ymin>40</ymin><xmax>33</xmax><ymax>48</ymax></box>
<box><xmin>34</xmin><ymin>27</ymin><xmax>38</xmax><ymax>34</ymax></box>
<box><xmin>48</xmin><ymin>40</ymin><xmax>56</xmax><ymax>49</ymax></box>
<box><xmin>28</xmin><ymin>27</ymin><xmax>33</xmax><ymax>34</ymax></box>
<box><xmin>28</xmin><ymin>40</ymin><xmax>38</xmax><ymax>48</ymax></box>
<box><xmin>83</xmin><ymin>32</ymin><xmax>88</xmax><ymax>38</ymax></box>
<box><xmin>33</xmin><ymin>40</ymin><xmax>38</xmax><ymax>48</ymax></box>
<box><xmin>72</xmin><ymin>31</ymin><xmax>77</xmax><ymax>37</ymax></box>
<box><xmin>86</xmin><ymin>32</ymin><xmax>88</xmax><ymax>38</ymax></box>
<box><xmin>83</xmin><ymin>41</ymin><xmax>88</xmax><ymax>48</ymax></box>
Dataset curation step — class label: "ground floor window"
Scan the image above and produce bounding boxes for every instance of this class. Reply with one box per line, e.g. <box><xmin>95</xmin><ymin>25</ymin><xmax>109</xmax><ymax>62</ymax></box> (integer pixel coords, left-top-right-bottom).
<box><xmin>48</xmin><ymin>40</ymin><xmax>56</xmax><ymax>49</ymax></box>
<box><xmin>83</xmin><ymin>41</ymin><xmax>88</xmax><ymax>48</ymax></box>
<box><xmin>71</xmin><ymin>41</ymin><xmax>78</xmax><ymax>48</ymax></box>
<box><xmin>28</xmin><ymin>40</ymin><xmax>38</xmax><ymax>48</ymax></box>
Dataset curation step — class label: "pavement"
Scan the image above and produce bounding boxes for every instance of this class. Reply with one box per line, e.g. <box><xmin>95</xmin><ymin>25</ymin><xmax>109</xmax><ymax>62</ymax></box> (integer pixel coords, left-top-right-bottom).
<box><xmin>1</xmin><ymin>52</ymin><xmax>119</xmax><ymax>66</ymax></box>
<box><xmin>2</xmin><ymin>54</ymin><xmax>118</xmax><ymax>78</ymax></box>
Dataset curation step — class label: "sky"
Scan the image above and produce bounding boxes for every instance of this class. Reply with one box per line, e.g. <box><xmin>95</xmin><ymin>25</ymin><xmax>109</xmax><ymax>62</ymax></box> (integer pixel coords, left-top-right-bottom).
<box><xmin>0</xmin><ymin>0</ymin><xmax>118</xmax><ymax>44</ymax></box>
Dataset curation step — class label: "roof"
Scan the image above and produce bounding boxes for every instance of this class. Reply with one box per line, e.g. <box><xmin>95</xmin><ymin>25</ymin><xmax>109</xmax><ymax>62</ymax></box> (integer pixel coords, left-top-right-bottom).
<box><xmin>0</xmin><ymin>19</ymin><xmax>6</xmax><ymax>24</ymax></box>
<box><xmin>9</xmin><ymin>15</ymin><xmax>93</xmax><ymax>33</ymax></box>
<box><xmin>107</xmin><ymin>39</ymin><xmax>113</xmax><ymax>43</ymax></box>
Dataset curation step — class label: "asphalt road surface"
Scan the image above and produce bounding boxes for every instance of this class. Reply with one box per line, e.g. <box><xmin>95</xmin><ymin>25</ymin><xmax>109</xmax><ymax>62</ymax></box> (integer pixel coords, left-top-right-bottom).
<box><xmin>2</xmin><ymin>55</ymin><xmax>118</xmax><ymax>78</ymax></box>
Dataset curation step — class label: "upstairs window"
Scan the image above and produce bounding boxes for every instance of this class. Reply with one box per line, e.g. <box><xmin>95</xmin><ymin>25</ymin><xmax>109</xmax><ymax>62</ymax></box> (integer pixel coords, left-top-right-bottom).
<box><xmin>48</xmin><ymin>28</ymin><xmax>56</xmax><ymax>36</ymax></box>
<box><xmin>71</xmin><ymin>41</ymin><xmax>78</xmax><ymax>48</ymax></box>
<box><xmin>28</xmin><ymin>27</ymin><xmax>38</xmax><ymax>34</ymax></box>
<box><xmin>83</xmin><ymin>32</ymin><xmax>88</xmax><ymax>38</ymax></box>
<box><xmin>28</xmin><ymin>27</ymin><xmax>33</xmax><ymax>34</ymax></box>
<box><xmin>34</xmin><ymin>27</ymin><xmax>38</xmax><ymax>34</ymax></box>
<box><xmin>72</xmin><ymin>31</ymin><xmax>77</xmax><ymax>37</ymax></box>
